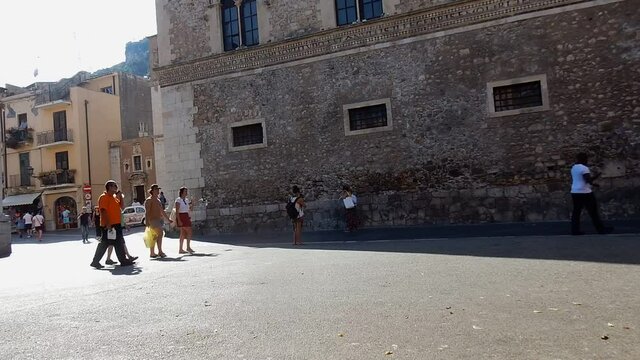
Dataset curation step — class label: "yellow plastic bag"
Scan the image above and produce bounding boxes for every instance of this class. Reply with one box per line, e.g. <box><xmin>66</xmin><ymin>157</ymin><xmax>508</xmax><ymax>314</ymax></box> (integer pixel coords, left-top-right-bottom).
<box><xmin>143</xmin><ymin>226</ymin><xmax>161</xmax><ymax>248</ymax></box>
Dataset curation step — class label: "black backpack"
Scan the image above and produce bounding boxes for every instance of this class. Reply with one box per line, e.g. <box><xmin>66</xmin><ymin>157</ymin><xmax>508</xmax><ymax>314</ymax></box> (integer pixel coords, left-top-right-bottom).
<box><xmin>286</xmin><ymin>197</ymin><xmax>299</xmax><ymax>220</ymax></box>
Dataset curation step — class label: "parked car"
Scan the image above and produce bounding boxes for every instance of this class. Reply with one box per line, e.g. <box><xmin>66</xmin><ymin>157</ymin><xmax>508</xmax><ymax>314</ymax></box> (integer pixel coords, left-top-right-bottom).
<box><xmin>122</xmin><ymin>205</ymin><xmax>146</xmax><ymax>227</ymax></box>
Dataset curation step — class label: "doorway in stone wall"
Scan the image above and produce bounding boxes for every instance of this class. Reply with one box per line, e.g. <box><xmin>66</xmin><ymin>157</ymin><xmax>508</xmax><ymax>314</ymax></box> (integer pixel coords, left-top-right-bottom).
<box><xmin>54</xmin><ymin>196</ymin><xmax>77</xmax><ymax>230</ymax></box>
<box><xmin>134</xmin><ymin>185</ymin><xmax>145</xmax><ymax>204</ymax></box>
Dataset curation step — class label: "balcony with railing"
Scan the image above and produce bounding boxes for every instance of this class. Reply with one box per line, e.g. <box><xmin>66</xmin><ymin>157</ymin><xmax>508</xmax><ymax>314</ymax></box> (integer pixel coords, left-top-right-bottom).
<box><xmin>36</xmin><ymin>129</ymin><xmax>74</xmax><ymax>148</ymax></box>
<box><xmin>9</xmin><ymin>174</ymin><xmax>35</xmax><ymax>187</ymax></box>
<box><xmin>5</xmin><ymin>127</ymin><xmax>34</xmax><ymax>149</ymax></box>
<box><xmin>6</xmin><ymin>174</ymin><xmax>36</xmax><ymax>196</ymax></box>
<box><xmin>38</xmin><ymin>169</ymin><xmax>76</xmax><ymax>187</ymax></box>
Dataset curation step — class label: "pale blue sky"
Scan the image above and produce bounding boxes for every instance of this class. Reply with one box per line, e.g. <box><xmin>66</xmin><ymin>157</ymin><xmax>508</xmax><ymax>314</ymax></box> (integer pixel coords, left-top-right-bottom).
<box><xmin>0</xmin><ymin>0</ymin><xmax>157</xmax><ymax>88</ymax></box>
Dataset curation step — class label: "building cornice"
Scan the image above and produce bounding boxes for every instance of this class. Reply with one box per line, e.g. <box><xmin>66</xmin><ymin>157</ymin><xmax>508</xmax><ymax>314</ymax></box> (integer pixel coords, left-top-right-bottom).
<box><xmin>156</xmin><ymin>0</ymin><xmax>613</xmax><ymax>87</ymax></box>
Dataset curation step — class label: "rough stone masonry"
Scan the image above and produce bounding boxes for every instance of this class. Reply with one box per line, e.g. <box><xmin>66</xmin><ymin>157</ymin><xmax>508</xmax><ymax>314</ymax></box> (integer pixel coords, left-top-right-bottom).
<box><xmin>154</xmin><ymin>0</ymin><xmax>640</xmax><ymax>233</ymax></box>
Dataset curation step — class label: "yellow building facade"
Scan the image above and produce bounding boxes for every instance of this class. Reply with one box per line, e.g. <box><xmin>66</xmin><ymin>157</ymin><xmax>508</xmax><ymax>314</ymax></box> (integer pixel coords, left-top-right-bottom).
<box><xmin>1</xmin><ymin>74</ymin><xmax>123</xmax><ymax>231</ymax></box>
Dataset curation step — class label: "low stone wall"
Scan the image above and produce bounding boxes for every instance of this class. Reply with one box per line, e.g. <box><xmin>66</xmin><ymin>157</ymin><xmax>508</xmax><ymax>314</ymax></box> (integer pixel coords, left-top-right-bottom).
<box><xmin>202</xmin><ymin>178</ymin><xmax>640</xmax><ymax>234</ymax></box>
<box><xmin>0</xmin><ymin>215</ymin><xmax>12</xmax><ymax>258</ymax></box>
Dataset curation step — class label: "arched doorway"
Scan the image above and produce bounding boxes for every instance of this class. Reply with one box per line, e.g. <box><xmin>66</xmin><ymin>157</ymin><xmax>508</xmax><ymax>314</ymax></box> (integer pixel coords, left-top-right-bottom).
<box><xmin>54</xmin><ymin>196</ymin><xmax>78</xmax><ymax>230</ymax></box>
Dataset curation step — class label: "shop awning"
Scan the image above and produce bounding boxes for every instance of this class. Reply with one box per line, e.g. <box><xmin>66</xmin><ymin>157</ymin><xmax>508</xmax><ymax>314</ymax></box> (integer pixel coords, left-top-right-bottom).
<box><xmin>2</xmin><ymin>192</ymin><xmax>42</xmax><ymax>207</ymax></box>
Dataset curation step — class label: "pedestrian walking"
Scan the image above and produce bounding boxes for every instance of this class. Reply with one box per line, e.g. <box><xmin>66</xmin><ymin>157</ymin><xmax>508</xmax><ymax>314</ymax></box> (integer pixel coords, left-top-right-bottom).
<box><xmin>16</xmin><ymin>215</ymin><xmax>25</xmax><ymax>238</ymax></box>
<box><xmin>22</xmin><ymin>211</ymin><xmax>33</xmax><ymax>238</ymax></box>
<box><xmin>144</xmin><ymin>184</ymin><xmax>172</xmax><ymax>258</ymax></box>
<box><xmin>90</xmin><ymin>180</ymin><xmax>136</xmax><ymax>269</ymax></box>
<box><xmin>175</xmin><ymin>187</ymin><xmax>195</xmax><ymax>254</ymax></box>
<box><xmin>570</xmin><ymin>152</ymin><xmax>614</xmax><ymax>235</ymax></box>
<box><xmin>77</xmin><ymin>207</ymin><xmax>92</xmax><ymax>244</ymax></box>
<box><xmin>32</xmin><ymin>212</ymin><xmax>45</xmax><ymax>241</ymax></box>
<box><xmin>62</xmin><ymin>207</ymin><xmax>71</xmax><ymax>230</ymax></box>
<box><xmin>340</xmin><ymin>185</ymin><xmax>359</xmax><ymax>232</ymax></box>
<box><xmin>159</xmin><ymin>191</ymin><xmax>167</xmax><ymax>210</ymax></box>
<box><xmin>105</xmin><ymin>186</ymin><xmax>137</xmax><ymax>265</ymax></box>
<box><xmin>93</xmin><ymin>206</ymin><xmax>102</xmax><ymax>239</ymax></box>
<box><xmin>289</xmin><ymin>186</ymin><xmax>305</xmax><ymax>245</ymax></box>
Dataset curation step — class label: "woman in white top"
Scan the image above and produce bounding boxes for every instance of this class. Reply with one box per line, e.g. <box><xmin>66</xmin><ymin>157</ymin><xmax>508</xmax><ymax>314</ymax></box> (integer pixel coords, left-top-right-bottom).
<box><xmin>290</xmin><ymin>186</ymin><xmax>305</xmax><ymax>245</ymax></box>
<box><xmin>340</xmin><ymin>185</ymin><xmax>359</xmax><ymax>232</ymax></box>
<box><xmin>175</xmin><ymin>187</ymin><xmax>194</xmax><ymax>254</ymax></box>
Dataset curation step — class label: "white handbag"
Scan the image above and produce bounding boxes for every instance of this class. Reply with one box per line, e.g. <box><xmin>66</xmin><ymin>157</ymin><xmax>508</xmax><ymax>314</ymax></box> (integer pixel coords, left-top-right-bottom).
<box><xmin>343</xmin><ymin>196</ymin><xmax>355</xmax><ymax>209</ymax></box>
<box><xmin>106</xmin><ymin>228</ymin><xmax>117</xmax><ymax>240</ymax></box>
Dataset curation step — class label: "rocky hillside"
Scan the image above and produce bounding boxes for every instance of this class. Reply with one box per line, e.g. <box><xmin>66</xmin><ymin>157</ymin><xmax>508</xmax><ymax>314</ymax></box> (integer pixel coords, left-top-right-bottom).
<box><xmin>93</xmin><ymin>38</ymin><xmax>150</xmax><ymax>77</ymax></box>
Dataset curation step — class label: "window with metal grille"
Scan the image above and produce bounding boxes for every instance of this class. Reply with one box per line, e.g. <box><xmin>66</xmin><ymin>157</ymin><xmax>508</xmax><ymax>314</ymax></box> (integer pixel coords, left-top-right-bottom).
<box><xmin>222</xmin><ymin>0</ymin><xmax>241</xmax><ymax>51</ymax></box>
<box><xmin>336</xmin><ymin>0</ymin><xmax>358</xmax><ymax>25</ymax></box>
<box><xmin>360</xmin><ymin>0</ymin><xmax>383</xmax><ymax>20</ymax></box>
<box><xmin>493</xmin><ymin>81</ymin><xmax>543</xmax><ymax>112</ymax></box>
<box><xmin>241</xmin><ymin>0</ymin><xmax>259</xmax><ymax>47</ymax></box>
<box><xmin>232</xmin><ymin>123</ymin><xmax>264</xmax><ymax>147</ymax></box>
<box><xmin>348</xmin><ymin>104</ymin><xmax>388</xmax><ymax>131</ymax></box>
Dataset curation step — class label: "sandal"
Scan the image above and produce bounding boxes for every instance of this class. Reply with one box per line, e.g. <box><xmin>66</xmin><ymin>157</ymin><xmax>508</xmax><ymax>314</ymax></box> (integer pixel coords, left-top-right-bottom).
<box><xmin>159</xmin><ymin>252</ymin><xmax>167</xmax><ymax>258</ymax></box>
<box><xmin>150</xmin><ymin>254</ymin><xmax>159</xmax><ymax>258</ymax></box>
<box><xmin>179</xmin><ymin>250</ymin><xmax>188</xmax><ymax>254</ymax></box>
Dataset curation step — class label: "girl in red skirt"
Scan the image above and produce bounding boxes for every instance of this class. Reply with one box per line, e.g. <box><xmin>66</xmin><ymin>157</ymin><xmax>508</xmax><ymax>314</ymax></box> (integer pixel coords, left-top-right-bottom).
<box><xmin>175</xmin><ymin>187</ymin><xmax>194</xmax><ymax>254</ymax></box>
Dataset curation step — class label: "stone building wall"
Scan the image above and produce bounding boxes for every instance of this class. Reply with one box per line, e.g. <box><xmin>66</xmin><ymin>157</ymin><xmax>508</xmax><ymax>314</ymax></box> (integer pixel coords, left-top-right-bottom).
<box><xmin>155</xmin><ymin>0</ymin><xmax>465</xmax><ymax>65</ymax></box>
<box><xmin>156</xmin><ymin>0</ymin><xmax>213</xmax><ymax>65</ymax></box>
<box><xmin>156</xmin><ymin>0</ymin><xmax>640</xmax><ymax>233</ymax></box>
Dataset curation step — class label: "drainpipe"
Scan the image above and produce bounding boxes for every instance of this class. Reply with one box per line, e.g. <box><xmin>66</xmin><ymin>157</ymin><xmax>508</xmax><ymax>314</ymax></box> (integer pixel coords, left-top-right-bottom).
<box><xmin>1</xmin><ymin>106</ymin><xmax>6</xmax><ymax>199</ymax></box>
<box><xmin>84</xmin><ymin>100</ymin><xmax>92</xmax><ymax>190</ymax></box>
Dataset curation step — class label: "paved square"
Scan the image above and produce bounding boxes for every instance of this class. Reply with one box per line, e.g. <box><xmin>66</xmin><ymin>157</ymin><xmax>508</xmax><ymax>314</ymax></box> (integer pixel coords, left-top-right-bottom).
<box><xmin>1</xmin><ymin>231</ymin><xmax>639</xmax><ymax>359</ymax></box>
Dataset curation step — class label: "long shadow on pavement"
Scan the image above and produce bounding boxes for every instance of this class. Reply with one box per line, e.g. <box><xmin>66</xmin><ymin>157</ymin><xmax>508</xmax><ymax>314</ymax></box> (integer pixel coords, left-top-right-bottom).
<box><xmin>200</xmin><ymin>220</ymin><xmax>640</xmax><ymax>265</ymax></box>
<box><xmin>255</xmin><ymin>235</ymin><xmax>640</xmax><ymax>265</ymax></box>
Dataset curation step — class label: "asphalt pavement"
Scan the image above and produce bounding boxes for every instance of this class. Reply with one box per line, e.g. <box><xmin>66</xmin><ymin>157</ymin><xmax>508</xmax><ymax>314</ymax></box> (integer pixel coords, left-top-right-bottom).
<box><xmin>0</xmin><ymin>225</ymin><xmax>639</xmax><ymax>359</ymax></box>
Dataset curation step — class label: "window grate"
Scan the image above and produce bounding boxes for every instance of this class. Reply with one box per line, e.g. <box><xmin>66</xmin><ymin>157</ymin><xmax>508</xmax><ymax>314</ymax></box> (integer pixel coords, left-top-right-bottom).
<box><xmin>493</xmin><ymin>81</ymin><xmax>543</xmax><ymax>112</ymax></box>
<box><xmin>232</xmin><ymin>123</ymin><xmax>263</xmax><ymax>147</ymax></box>
<box><xmin>349</xmin><ymin>104</ymin><xmax>388</xmax><ymax>131</ymax></box>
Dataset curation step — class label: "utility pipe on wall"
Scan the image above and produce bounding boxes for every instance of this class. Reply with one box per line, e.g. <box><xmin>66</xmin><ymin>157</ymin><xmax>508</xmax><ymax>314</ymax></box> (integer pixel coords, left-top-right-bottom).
<box><xmin>84</xmin><ymin>100</ymin><xmax>92</xmax><ymax>191</ymax></box>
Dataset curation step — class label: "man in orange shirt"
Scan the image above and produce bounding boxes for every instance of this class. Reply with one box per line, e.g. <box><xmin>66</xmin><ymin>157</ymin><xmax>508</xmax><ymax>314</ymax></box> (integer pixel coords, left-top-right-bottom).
<box><xmin>90</xmin><ymin>180</ymin><xmax>136</xmax><ymax>269</ymax></box>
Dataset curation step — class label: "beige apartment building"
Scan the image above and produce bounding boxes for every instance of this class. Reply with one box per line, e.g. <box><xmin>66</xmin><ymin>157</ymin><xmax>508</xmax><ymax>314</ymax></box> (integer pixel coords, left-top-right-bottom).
<box><xmin>1</xmin><ymin>72</ymin><xmax>153</xmax><ymax>231</ymax></box>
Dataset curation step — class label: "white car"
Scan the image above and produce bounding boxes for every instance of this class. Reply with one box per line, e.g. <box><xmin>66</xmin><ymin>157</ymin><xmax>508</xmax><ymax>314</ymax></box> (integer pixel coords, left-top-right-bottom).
<box><xmin>122</xmin><ymin>205</ymin><xmax>146</xmax><ymax>227</ymax></box>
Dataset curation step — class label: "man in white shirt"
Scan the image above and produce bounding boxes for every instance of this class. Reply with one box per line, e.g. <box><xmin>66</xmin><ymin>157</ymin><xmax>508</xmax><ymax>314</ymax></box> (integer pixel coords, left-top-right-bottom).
<box><xmin>570</xmin><ymin>153</ymin><xmax>613</xmax><ymax>235</ymax></box>
<box><xmin>22</xmin><ymin>212</ymin><xmax>33</xmax><ymax>238</ymax></box>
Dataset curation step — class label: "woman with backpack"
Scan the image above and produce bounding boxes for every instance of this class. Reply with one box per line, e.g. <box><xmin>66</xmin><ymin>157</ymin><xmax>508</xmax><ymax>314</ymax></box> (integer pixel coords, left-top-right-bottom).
<box><xmin>289</xmin><ymin>186</ymin><xmax>305</xmax><ymax>245</ymax></box>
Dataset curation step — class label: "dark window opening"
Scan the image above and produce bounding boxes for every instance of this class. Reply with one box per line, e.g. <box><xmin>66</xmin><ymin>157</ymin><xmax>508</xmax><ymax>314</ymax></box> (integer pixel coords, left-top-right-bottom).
<box><xmin>101</xmin><ymin>86</ymin><xmax>114</xmax><ymax>94</ymax></box>
<box><xmin>18</xmin><ymin>113</ymin><xmax>28</xmax><ymax>128</ymax></box>
<box><xmin>222</xmin><ymin>0</ymin><xmax>241</xmax><ymax>51</ymax></box>
<box><xmin>360</xmin><ymin>0</ymin><xmax>383</xmax><ymax>20</ymax></box>
<box><xmin>348</xmin><ymin>104</ymin><xmax>388</xmax><ymax>131</ymax></box>
<box><xmin>232</xmin><ymin>123</ymin><xmax>264</xmax><ymax>147</ymax></box>
<box><xmin>241</xmin><ymin>0</ymin><xmax>259</xmax><ymax>47</ymax></box>
<box><xmin>336</xmin><ymin>0</ymin><xmax>358</xmax><ymax>25</ymax></box>
<box><xmin>55</xmin><ymin>152</ymin><xmax>69</xmax><ymax>170</ymax></box>
<box><xmin>53</xmin><ymin>111</ymin><xmax>68</xmax><ymax>142</ymax></box>
<box><xmin>133</xmin><ymin>156</ymin><xmax>142</xmax><ymax>171</ymax></box>
<box><xmin>19</xmin><ymin>153</ymin><xmax>31</xmax><ymax>187</ymax></box>
<box><xmin>493</xmin><ymin>81</ymin><xmax>543</xmax><ymax>112</ymax></box>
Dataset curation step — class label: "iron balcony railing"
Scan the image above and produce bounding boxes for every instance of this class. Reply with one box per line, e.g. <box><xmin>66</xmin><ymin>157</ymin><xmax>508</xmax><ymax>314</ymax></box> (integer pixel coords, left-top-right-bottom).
<box><xmin>8</xmin><ymin>174</ymin><xmax>35</xmax><ymax>188</ymax></box>
<box><xmin>39</xmin><ymin>169</ymin><xmax>76</xmax><ymax>186</ymax></box>
<box><xmin>36</xmin><ymin>129</ymin><xmax>74</xmax><ymax>146</ymax></box>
